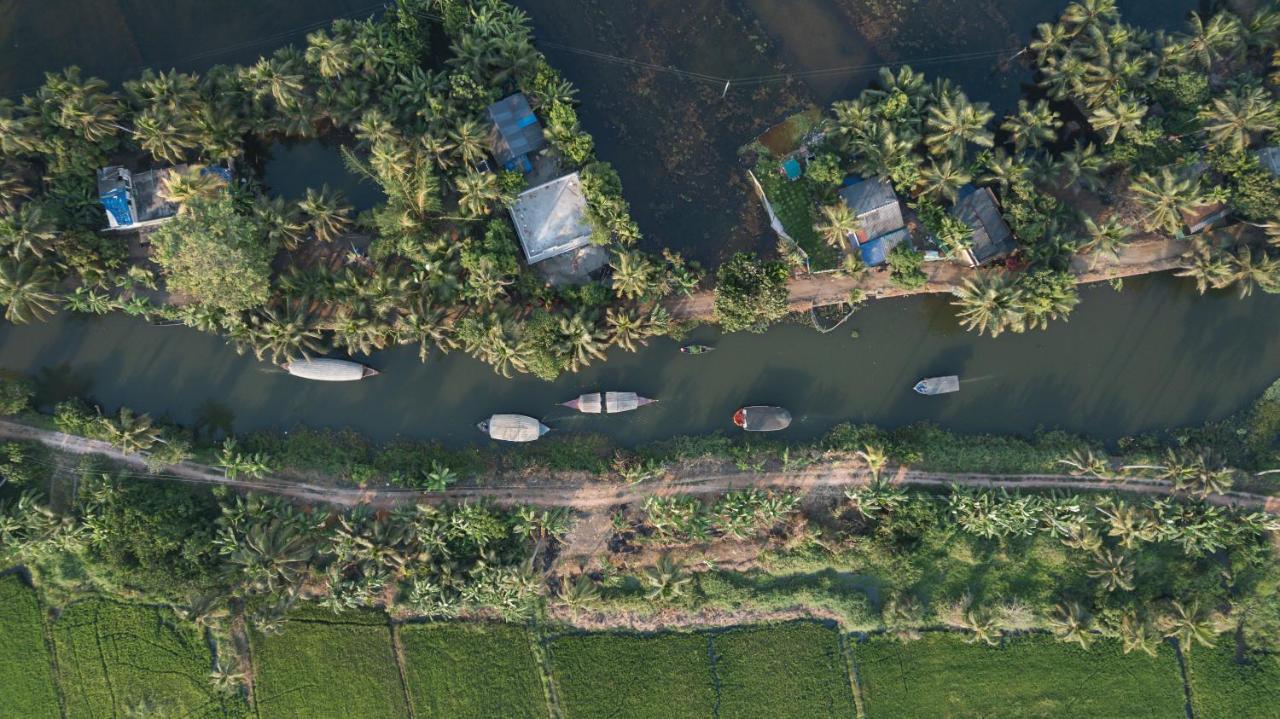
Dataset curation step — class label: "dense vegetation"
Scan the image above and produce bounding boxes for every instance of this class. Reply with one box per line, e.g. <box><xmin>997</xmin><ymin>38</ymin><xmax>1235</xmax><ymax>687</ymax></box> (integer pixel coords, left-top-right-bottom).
<box><xmin>733</xmin><ymin>1</ymin><xmax>1280</xmax><ymax>337</ymax></box>
<box><xmin>0</xmin><ymin>0</ymin><xmax>698</xmax><ymax>380</ymax></box>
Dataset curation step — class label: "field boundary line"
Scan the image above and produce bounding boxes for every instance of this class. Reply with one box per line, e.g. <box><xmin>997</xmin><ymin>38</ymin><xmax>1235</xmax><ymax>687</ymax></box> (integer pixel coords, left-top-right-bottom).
<box><xmin>530</xmin><ymin>620</ymin><xmax>564</xmax><ymax>719</ymax></box>
<box><xmin>388</xmin><ymin>622</ymin><xmax>417</xmax><ymax>719</ymax></box>
<box><xmin>1173</xmin><ymin>639</ymin><xmax>1196</xmax><ymax>719</ymax></box>
<box><xmin>706</xmin><ymin>633</ymin><xmax>723</xmax><ymax>719</ymax></box>
<box><xmin>840</xmin><ymin>632</ymin><xmax>866</xmax><ymax>719</ymax></box>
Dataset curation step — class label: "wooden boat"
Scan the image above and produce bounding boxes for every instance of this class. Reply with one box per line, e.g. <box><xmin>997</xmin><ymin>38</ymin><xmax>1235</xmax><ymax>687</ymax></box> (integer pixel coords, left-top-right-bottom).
<box><xmin>478</xmin><ymin>414</ymin><xmax>550</xmax><ymax>442</ymax></box>
<box><xmin>283</xmin><ymin>358</ymin><xmax>378</xmax><ymax>382</ymax></box>
<box><xmin>914</xmin><ymin>376</ymin><xmax>960</xmax><ymax>395</ymax></box>
<box><xmin>561</xmin><ymin>392</ymin><xmax>658</xmax><ymax>414</ymax></box>
<box><xmin>733</xmin><ymin>406</ymin><xmax>792</xmax><ymax>432</ymax></box>
<box><xmin>681</xmin><ymin>344</ymin><xmax>715</xmax><ymax>355</ymax></box>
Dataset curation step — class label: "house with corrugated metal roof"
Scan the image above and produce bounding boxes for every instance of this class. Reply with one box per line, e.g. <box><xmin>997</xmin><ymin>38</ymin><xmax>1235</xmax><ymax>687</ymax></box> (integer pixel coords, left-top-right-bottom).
<box><xmin>487</xmin><ymin>93</ymin><xmax>546</xmax><ymax>173</ymax></box>
<box><xmin>952</xmin><ymin>185</ymin><xmax>1016</xmax><ymax>267</ymax></box>
<box><xmin>97</xmin><ymin>165</ymin><xmax>185</xmax><ymax>231</ymax></box>
<box><xmin>509</xmin><ymin>172</ymin><xmax>591</xmax><ymax>264</ymax></box>
<box><xmin>838</xmin><ymin>176</ymin><xmax>907</xmax><ymax>266</ymax></box>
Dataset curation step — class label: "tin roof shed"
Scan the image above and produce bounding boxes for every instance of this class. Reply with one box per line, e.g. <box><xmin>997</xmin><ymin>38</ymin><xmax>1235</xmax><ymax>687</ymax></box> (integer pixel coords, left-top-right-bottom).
<box><xmin>839</xmin><ymin>177</ymin><xmax>905</xmax><ymax>244</ymax></box>
<box><xmin>952</xmin><ymin>185</ymin><xmax>1016</xmax><ymax>266</ymax></box>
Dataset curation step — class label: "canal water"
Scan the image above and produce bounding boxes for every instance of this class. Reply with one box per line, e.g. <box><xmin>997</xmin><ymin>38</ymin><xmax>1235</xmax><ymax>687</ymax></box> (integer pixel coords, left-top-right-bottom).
<box><xmin>2</xmin><ymin>0</ymin><xmax>1274</xmax><ymax>447</ymax></box>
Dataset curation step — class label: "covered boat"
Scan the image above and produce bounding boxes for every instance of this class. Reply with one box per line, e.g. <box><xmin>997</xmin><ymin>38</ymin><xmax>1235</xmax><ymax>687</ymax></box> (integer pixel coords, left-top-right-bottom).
<box><xmin>733</xmin><ymin>406</ymin><xmax>792</xmax><ymax>432</ymax></box>
<box><xmin>283</xmin><ymin>358</ymin><xmax>378</xmax><ymax>382</ymax></box>
<box><xmin>914</xmin><ymin>376</ymin><xmax>960</xmax><ymax>395</ymax></box>
<box><xmin>561</xmin><ymin>392</ymin><xmax>658</xmax><ymax>414</ymax></box>
<box><xmin>680</xmin><ymin>344</ymin><xmax>714</xmax><ymax>355</ymax></box>
<box><xmin>478</xmin><ymin>414</ymin><xmax>550</xmax><ymax>442</ymax></box>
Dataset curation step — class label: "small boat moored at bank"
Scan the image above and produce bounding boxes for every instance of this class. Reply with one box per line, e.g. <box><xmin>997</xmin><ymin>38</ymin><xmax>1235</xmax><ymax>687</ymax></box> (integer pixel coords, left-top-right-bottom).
<box><xmin>283</xmin><ymin>357</ymin><xmax>379</xmax><ymax>382</ymax></box>
<box><xmin>680</xmin><ymin>344</ymin><xmax>715</xmax><ymax>355</ymax></box>
<box><xmin>733</xmin><ymin>406</ymin><xmax>792</xmax><ymax>432</ymax></box>
<box><xmin>914</xmin><ymin>375</ymin><xmax>960</xmax><ymax>395</ymax></box>
<box><xmin>561</xmin><ymin>392</ymin><xmax>658</xmax><ymax>414</ymax></box>
<box><xmin>478</xmin><ymin>414</ymin><xmax>550</xmax><ymax>442</ymax></box>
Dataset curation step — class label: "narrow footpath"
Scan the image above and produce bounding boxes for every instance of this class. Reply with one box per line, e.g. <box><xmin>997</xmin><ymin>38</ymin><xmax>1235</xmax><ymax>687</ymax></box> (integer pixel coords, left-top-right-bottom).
<box><xmin>665</xmin><ymin>237</ymin><xmax>1189</xmax><ymax>320</ymax></box>
<box><xmin>4</xmin><ymin>419</ymin><xmax>1277</xmax><ymax>514</ymax></box>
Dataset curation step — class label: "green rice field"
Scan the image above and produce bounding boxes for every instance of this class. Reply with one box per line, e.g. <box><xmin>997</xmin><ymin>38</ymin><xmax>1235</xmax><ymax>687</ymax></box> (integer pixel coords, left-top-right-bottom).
<box><xmin>855</xmin><ymin>633</ymin><xmax>1185</xmax><ymax>719</ymax></box>
<box><xmin>400</xmin><ymin>622</ymin><xmax>547</xmax><ymax>719</ymax></box>
<box><xmin>1186</xmin><ymin>643</ymin><xmax>1280</xmax><ymax>719</ymax></box>
<box><xmin>251</xmin><ymin>618</ymin><xmax>408</xmax><ymax>719</ymax></box>
<box><xmin>0</xmin><ymin>574</ymin><xmax>60</xmax><ymax>718</ymax></box>
<box><xmin>51</xmin><ymin>597</ymin><xmax>244</xmax><ymax>719</ymax></box>
<box><xmin>549</xmin><ymin>631</ymin><xmax>716</xmax><ymax>719</ymax></box>
<box><xmin>712</xmin><ymin>622</ymin><xmax>856</xmax><ymax>719</ymax></box>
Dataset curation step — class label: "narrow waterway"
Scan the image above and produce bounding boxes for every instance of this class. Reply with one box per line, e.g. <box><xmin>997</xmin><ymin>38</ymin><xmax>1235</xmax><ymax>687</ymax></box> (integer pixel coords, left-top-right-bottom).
<box><xmin>2</xmin><ymin>275</ymin><xmax>1276</xmax><ymax>445</ymax></box>
<box><xmin>1</xmin><ymin>0</ymin><xmax>1271</xmax><ymax>447</ymax></box>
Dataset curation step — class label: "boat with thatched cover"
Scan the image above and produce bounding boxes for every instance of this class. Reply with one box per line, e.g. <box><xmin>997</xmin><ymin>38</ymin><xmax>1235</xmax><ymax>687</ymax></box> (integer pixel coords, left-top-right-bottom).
<box><xmin>733</xmin><ymin>406</ymin><xmax>792</xmax><ymax>432</ymax></box>
<box><xmin>561</xmin><ymin>392</ymin><xmax>657</xmax><ymax>414</ymax></box>
<box><xmin>479</xmin><ymin>414</ymin><xmax>550</xmax><ymax>442</ymax></box>
<box><xmin>914</xmin><ymin>376</ymin><xmax>960</xmax><ymax>395</ymax></box>
<box><xmin>283</xmin><ymin>358</ymin><xmax>379</xmax><ymax>382</ymax></box>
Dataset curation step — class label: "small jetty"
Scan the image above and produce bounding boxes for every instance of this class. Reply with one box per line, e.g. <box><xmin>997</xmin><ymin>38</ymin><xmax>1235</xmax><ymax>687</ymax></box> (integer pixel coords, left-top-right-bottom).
<box><xmin>733</xmin><ymin>406</ymin><xmax>792</xmax><ymax>432</ymax></box>
<box><xmin>283</xmin><ymin>358</ymin><xmax>378</xmax><ymax>382</ymax></box>
<box><xmin>680</xmin><ymin>344</ymin><xmax>714</xmax><ymax>355</ymax></box>
<box><xmin>561</xmin><ymin>392</ymin><xmax>657</xmax><ymax>414</ymax></box>
<box><xmin>914</xmin><ymin>376</ymin><xmax>960</xmax><ymax>395</ymax></box>
<box><xmin>479</xmin><ymin>414</ymin><xmax>550</xmax><ymax>442</ymax></box>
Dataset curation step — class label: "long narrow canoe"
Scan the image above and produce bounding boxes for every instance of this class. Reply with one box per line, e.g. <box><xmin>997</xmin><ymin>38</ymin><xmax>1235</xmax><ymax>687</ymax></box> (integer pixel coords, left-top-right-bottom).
<box><xmin>733</xmin><ymin>406</ymin><xmax>792</xmax><ymax>432</ymax></box>
<box><xmin>914</xmin><ymin>376</ymin><xmax>960</xmax><ymax>395</ymax></box>
<box><xmin>479</xmin><ymin>414</ymin><xmax>550</xmax><ymax>442</ymax></box>
<box><xmin>681</xmin><ymin>344</ymin><xmax>714</xmax><ymax>354</ymax></box>
<box><xmin>283</xmin><ymin>358</ymin><xmax>378</xmax><ymax>382</ymax></box>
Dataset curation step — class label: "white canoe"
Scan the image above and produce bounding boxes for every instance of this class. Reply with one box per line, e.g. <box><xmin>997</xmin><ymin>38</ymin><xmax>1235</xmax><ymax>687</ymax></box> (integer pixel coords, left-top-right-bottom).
<box><xmin>914</xmin><ymin>376</ymin><xmax>960</xmax><ymax>395</ymax></box>
<box><xmin>283</xmin><ymin>358</ymin><xmax>379</xmax><ymax>382</ymax></box>
<box><xmin>479</xmin><ymin>414</ymin><xmax>550</xmax><ymax>442</ymax></box>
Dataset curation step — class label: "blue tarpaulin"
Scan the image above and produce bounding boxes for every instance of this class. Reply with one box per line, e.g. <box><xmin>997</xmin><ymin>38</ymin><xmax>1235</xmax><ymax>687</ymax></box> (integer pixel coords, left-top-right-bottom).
<box><xmin>859</xmin><ymin>236</ymin><xmax>887</xmax><ymax>266</ymax></box>
<box><xmin>782</xmin><ymin>157</ymin><xmax>802</xmax><ymax>180</ymax></box>
<box><xmin>100</xmin><ymin>187</ymin><xmax>132</xmax><ymax>227</ymax></box>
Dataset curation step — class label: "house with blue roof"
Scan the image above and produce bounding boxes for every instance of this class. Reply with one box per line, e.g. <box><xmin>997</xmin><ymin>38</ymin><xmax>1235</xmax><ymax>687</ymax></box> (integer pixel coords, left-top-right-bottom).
<box><xmin>487</xmin><ymin>93</ymin><xmax>546</xmax><ymax>173</ymax></box>
<box><xmin>839</xmin><ymin>176</ymin><xmax>907</xmax><ymax>266</ymax></box>
<box><xmin>97</xmin><ymin>165</ymin><xmax>185</xmax><ymax>232</ymax></box>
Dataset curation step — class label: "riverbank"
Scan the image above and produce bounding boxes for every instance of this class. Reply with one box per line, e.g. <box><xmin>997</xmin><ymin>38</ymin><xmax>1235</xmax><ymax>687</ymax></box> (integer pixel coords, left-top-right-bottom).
<box><xmin>666</xmin><ymin>234</ymin><xmax>1193</xmax><ymax>319</ymax></box>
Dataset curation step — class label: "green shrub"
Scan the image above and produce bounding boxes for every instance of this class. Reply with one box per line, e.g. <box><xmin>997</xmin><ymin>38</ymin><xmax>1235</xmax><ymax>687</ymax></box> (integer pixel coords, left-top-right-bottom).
<box><xmin>0</xmin><ymin>377</ymin><xmax>34</xmax><ymax>415</ymax></box>
<box><xmin>714</xmin><ymin>252</ymin><xmax>792</xmax><ymax>333</ymax></box>
<box><xmin>887</xmin><ymin>244</ymin><xmax>926</xmax><ymax>289</ymax></box>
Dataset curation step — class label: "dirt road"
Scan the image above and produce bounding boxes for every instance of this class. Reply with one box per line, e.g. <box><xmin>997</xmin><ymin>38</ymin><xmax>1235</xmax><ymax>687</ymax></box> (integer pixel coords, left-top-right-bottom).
<box><xmin>4</xmin><ymin>419</ymin><xmax>1277</xmax><ymax>515</ymax></box>
<box><xmin>664</xmin><ymin>236</ymin><xmax>1189</xmax><ymax>320</ymax></box>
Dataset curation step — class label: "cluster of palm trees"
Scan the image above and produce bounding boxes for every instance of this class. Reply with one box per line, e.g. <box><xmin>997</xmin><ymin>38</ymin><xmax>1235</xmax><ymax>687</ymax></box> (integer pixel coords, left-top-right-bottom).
<box><xmin>1177</xmin><ymin>238</ymin><xmax>1280</xmax><ymax>298</ymax></box>
<box><xmin>950</xmin><ymin>270</ymin><xmax>1078</xmax><ymax>337</ymax></box>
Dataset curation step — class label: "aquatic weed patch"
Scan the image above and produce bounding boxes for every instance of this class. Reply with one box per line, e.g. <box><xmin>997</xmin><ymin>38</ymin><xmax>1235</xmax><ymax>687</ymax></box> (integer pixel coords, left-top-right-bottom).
<box><xmin>0</xmin><ymin>574</ymin><xmax>59</xmax><ymax>718</ymax></box>
<box><xmin>712</xmin><ymin>622</ymin><xmax>856</xmax><ymax>719</ymax></box>
<box><xmin>855</xmin><ymin>633</ymin><xmax>1184</xmax><ymax>719</ymax></box>
<box><xmin>1186</xmin><ymin>643</ymin><xmax>1280</xmax><ymax>719</ymax></box>
<box><xmin>251</xmin><ymin>618</ymin><xmax>407</xmax><ymax>719</ymax></box>
<box><xmin>400</xmin><ymin>622</ymin><xmax>547</xmax><ymax>719</ymax></box>
<box><xmin>51</xmin><ymin>597</ymin><xmax>243</xmax><ymax>719</ymax></box>
<box><xmin>549</xmin><ymin>631</ymin><xmax>715</xmax><ymax>719</ymax></box>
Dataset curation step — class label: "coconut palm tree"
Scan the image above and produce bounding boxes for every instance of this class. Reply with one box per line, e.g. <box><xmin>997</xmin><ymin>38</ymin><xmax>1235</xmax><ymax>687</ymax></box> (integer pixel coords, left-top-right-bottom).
<box><xmin>1227</xmin><ymin>247</ymin><xmax>1280</xmax><ymax>298</ymax></box>
<box><xmin>133</xmin><ymin>109</ymin><xmax>197</xmax><ymax>164</ymax></box>
<box><xmin>1050</xmin><ymin>601</ymin><xmax>1095</xmax><ymax>649</ymax></box>
<box><xmin>951</xmin><ymin>274</ymin><xmax>1022</xmax><ymax>337</ymax></box>
<box><xmin>157</xmin><ymin>166</ymin><xmax>225</xmax><ymax>207</ymax></box>
<box><xmin>605</xmin><ymin>307</ymin><xmax>650</xmax><ymax>352</ymax></box>
<box><xmin>1098</xmin><ymin>499</ymin><xmax>1157</xmax><ymax>549</ymax></box>
<box><xmin>1116</xmin><ymin>611</ymin><xmax>1162</xmax><ymax>657</ymax></box>
<box><xmin>241</xmin><ymin>57</ymin><xmax>306</xmax><ymax>108</ymax></box>
<box><xmin>0</xmin><ymin>259</ymin><xmax>59</xmax><ymax>324</ymax></box>
<box><xmin>925</xmin><ymin>92</ymin><xmax>994</xmax><ymax>158</ymax></box>
<box><xmin>1089</xmin><ymin>97</ymin><xmax>1146</xmax><ymax>144</ymax></box>
<box><xmin>1002</xmin><ymin>99</ymin><xmax>1062</xmax><ymax>152</ymax></box>
<box><xmin>1061</xmin><ymin>0</ymin><xmax>1118</xmax><ymax>29</ymax></box>
<box><xmin>1057</xmin><ymin>447</ymin><xmax>1113</xmax><ymax>478</ymax></box>
<box><xmin>960</xmin><ymin>609</ymin><xmax>1001</xmax><ymax>647</ymax></box>
<box><xmin>920</xmin><ymin>157</ymin><xmax>971</xmax><ymax>202</ymax></box>
<box><xmin>1200</xmin><ymin>86</ymin><xmax>1276</xmax><ymax>154</ymax></box>
<box><xmin>304</xmin><ymin>30</ymin><xmax>353</xmax><ymax>79</ymax></box>
<box><xmin>559</xmin><ymin>312</ymin><xmax>608</xmax><ymax>371</ymax></box>
<box><xmin>245</xmin><ymin>303</ymin><xmax>325</xmax><ymax>365</ymax></box>
<box><xmin>100</xmin><ymin>408</ymin><xmax>161</xmax><ymax>455</ymax></box>
<box><xmin>1176</xmin><ymin>240</ymin><xmax>1234</xmax><ymax>294</ymax></box>
<box><xmin>1078</xmin><ymin>216</ymin><xmax>1132</xmax><ymax>266</ymax></box>
<box><xmin>454</xmin><ymin>170</ymin><xmax>500</xmax><ymax>217</ymax></box>
<box><xmin>816</xmin><ymin>203</ymin><xmax>860</xmax><ymax>250</ymax></box>
<box><xmin>395</xmin><ymin>297</ymin><xmax>455</xmax><ymax>362</ymax></box>
<box><xmin>36</xmin><ymin>67</ymin><xmax>123</xmax><ymax>143</ymax></box>
<box><xmin>610</xmin><ymin>250</ymin><xmax>656</xmax><ymax>300</ymax></box>
<box><xmin>0</xmin><ymin>203</ymin><xmax>58</xmax><ymax>259</ymax></box>
<box><xmin>254</xmin><ymin>197</ymin><xmax>307</xmax><ymax>251</ymax></box>
<box><xmin>298</xmin><ymin>185</ymin><xmax>353</xmax><ymax>243</ymax></box>
<box><xmin>447</xmin><ymin>118</ymin><xmax>489</xmax><ymax>167</ymax></box>
<box><xmin>1170</xmin><ymin>12</ymin><xmax>1243</xmax><ymax>70</ymax></box>
<box><xmin>1129</xmin><ymin>169</ymin><xmax>1203</xmax><ymax>235</ymax></box>
<box><xmin>1160</xmin><ymin>601</ymin><xmax>1217</xmax><ymax>653</ymax></box>
<box><xmin>1088</xmin><ymin>549</ymin><xmax>1135</xmax><ymax>591</ymax></box>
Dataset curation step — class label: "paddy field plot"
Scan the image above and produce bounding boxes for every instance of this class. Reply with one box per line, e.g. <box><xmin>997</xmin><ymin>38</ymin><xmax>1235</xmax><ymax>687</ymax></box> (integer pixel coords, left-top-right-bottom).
<box><xmin>550</xmin><ymin>631</ymin><xmax>715</xmax><ymax>719</ymax></box>
<box><xmin>0</xmin><ymin>573</ymin><xmax>60</xmax><ymax>718</ymax></box>
<box><xmin>400</xmin><ymin>622</ymin><xmax>548</xmax><ymax>719</ymax></box>
<box><xmin>712</xmin><ymin>622</ymin><xmax>856</xmax><ymax>719</ymax></box>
